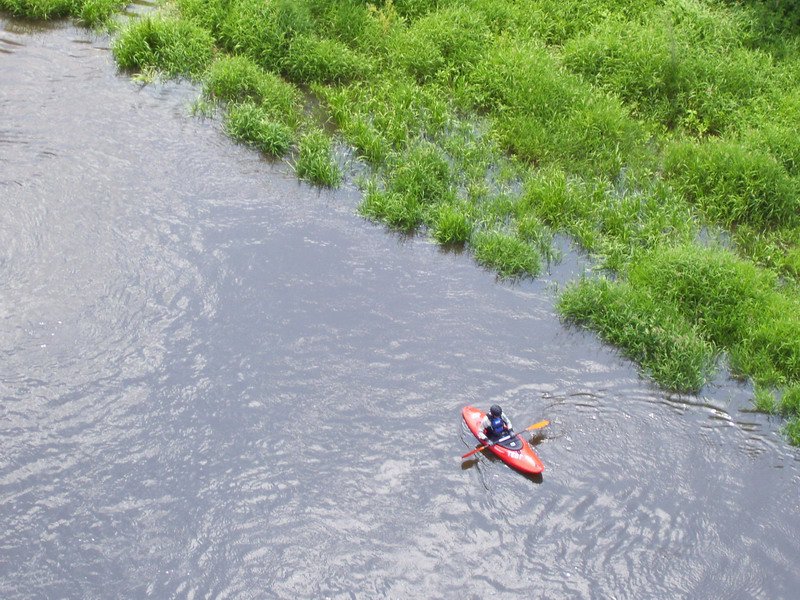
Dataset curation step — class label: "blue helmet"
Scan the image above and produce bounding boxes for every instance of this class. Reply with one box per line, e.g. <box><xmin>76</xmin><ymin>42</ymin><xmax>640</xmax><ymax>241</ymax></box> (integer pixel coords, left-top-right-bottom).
<box><xmin>490</xmin><ymin>404</ymin><xmax>503</xmax><ymax>417</ymax></box>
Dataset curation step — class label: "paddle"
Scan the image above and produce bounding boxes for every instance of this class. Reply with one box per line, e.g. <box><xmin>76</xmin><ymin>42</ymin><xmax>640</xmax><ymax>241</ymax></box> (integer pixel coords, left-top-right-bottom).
<box><xmin>461</xmin><ymin>420</ymin><xmax>549</xmax><ymax>459</ymax></box>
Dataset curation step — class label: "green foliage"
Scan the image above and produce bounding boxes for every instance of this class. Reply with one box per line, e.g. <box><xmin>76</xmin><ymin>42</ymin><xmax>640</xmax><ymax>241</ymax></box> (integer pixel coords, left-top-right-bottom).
<box><xmin>295</xmin><ymin>129</ymin><xmax>342</xmax><ymax>187</ymax></box>
<box><xmin>0</xmin><ymin>0</ymin><xmax>75</xmax><ymax>20</ymax></box>
<box><xmin>431</xmin><ymin>202</ymin><xmax>472</xmax><ymax>245</ymax></box>
<box><xmin>175</xmin><ymin>0</ymin><xmax>229</xmax><ymax>39</ymax></box>
<box><xmin>779</xmin><ymin>384</ymin><xmax>800</xmax><ymax>417</ymax></box>
<box><xmin>113</xmin><ymin>16</ymin><xmax>215</xmax><ymax>78</ymax></box>
<box><xmin>283</xmin><ymin>34</ymin><xmax>366</xmax><ymax>84</ymax></box>
<box><xmin>515</xmin><ymin>214</ymin><xmax>556</xmax><ymax>263</ymax></box>
<box><xmin>78</xmin><ymin>0</ymin><xmax>124</xmax><ymax>27</ymax></box>
<box><xmin>343</xmin><ymin>119</ymin><xmax>389</xmax><ymax>165</ymax></box>
<box><xmin>627</xmin><ymin>245</ymin><xmax>773</xmax><ymax>347</ymax></box>
<box><xmin>218</xmin><ymin>0</ymin><xmax>312</xmax><ymax>71</ymax></box>
<box><xmin>472</xmin><ymin>230</ymin><xmax>541</xmax><ymax>278</ymax></box>
<box><xmin>392</xmin><ymin>5</ymin><xmax>492</xmax><ymax>83</ymax></box>
<box><xmin>388</xmin><ymin>141</ymin><xmax>453</xmax><ymax>205</ymax></box>
<box><xmin>359</xmin><ymin>183</ymin><xmax>424</xmax><ymax>231</ymax></box>
<box><xmin>1</xmin><ymin>0</ymin><xmax>123</xmax><ymax>26</ymax></box>
<box><xmin>558</xmin><ymin>277</ymin><xmax>716</xmax><ymax>392</ymax></box>
<box><xmin>224</xmin><ymin>102</ymin><xmax>293</xmax><ymax>156</ymax></box>
<box><xmin>310</xmin><ymin>0</ymin><xmax>386</xmax><ymax>53</ymax></box>
<box><xmin>204</xmin><ymin>55</ymin><xmax>302</xmax><ymax>127</ymax></box>
<box><xmin>563</xmin><ymin>3</ymin><xmax>774</xmax><ymax>134</ymax></box>
<box><xmin>664</xmin><ymin>138</ymin><xmax>800</xmax><ymax>227</ymax></box>
<box><xmin>466</xmin><ymin>37</ymin><xmax>640</xmax><ymax>176</ymax></box>
<box><xmin>753</xmin><ymin>385</ymin><xmax>777</xmax><ymax>414</ymax></box>
<box><xmin>731</xmin><ymin>224</ymin><xmax>800</xmax><ymax>277</ymax></box>
<box><xmin>784</xmin><ymin>416</ymin><xmax>800</xmax><ymax>446</ymax></box>
<box><xmin>733</xmin><ymin>296</ymin><xmax>800</xmax><ymax>385</ymax></box>
<box><xmin>320</xmin><ymin>76</ymin><xmax>450</xmax><ymax>150</ymax></box>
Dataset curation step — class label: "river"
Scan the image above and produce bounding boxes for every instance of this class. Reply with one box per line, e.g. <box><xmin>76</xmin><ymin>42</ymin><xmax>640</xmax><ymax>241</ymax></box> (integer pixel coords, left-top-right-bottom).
<box><xmin>1</xmin><ymin>16</ymin><xmax>799</xmax><ymax>600</ymax></box>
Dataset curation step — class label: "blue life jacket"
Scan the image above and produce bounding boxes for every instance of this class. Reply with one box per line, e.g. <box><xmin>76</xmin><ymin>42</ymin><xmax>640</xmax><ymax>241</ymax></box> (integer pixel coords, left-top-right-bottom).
<box><xmin>489</xmin><ymin>415</ymin><xmax>505</xmax><ymax>436</ymax></box>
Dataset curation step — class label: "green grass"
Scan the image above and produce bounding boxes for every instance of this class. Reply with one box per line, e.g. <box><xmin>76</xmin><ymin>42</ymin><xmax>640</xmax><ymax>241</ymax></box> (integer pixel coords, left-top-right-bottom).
<box><xmin>283</xmin><ymin>34</ymin><xmax>367</xmax><ymax>84</ymax></box>
<box><xmin>562</xmin><ymin>3</ymin><xmax>775</xmax><ymax>135</ymax></box>
<box><xmin>0</xmin><ymin>0</ymin><xmax>123</xmax><ymax>25</ymax></box>
<box><xmin>664</xmin><ymin>138</ymin><xmax>800</xmax><ymax>228</ymax></box>
<box><xmin>112</xmin><ymin>15</ymin><xmax>215</xmax><ymax>78</ymax></box>
<box><xmin>224</xmin><ymin>102</ymin><xmax>293</xmax><ymax>156</ymax></box>
<box><xmin>294</xmin><ymin>129</ymin><xmax>342</xmax><ymax>187</ymax></box>
<box><xmin>753</xmin><ymin>385</ymin><xmax>777</xmax><ymax>414</ymax></box>
<box><xmin>359</xmin><ymin>184</ymin><xmax>424</xmax><ymax>232</ymax></box>
<box><xmin>204</xmin><ymin>55</ymin><xmax>302</xmax><ymax>127</ymax></box>
<box><xmin>430</xmin><ymin>202</ymin><xmax>473</xmax><ymax>245</ymax></box>
<box><xmin>472</xmin><ymin>230</ymin><xmax>541</xmax><ymax>279</ymax></box>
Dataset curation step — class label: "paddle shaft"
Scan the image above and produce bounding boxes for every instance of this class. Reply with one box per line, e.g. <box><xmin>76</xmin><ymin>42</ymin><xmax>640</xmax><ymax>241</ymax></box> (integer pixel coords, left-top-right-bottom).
<box><xmin>462</xmin><ymin>419</ymin><xmax>549</xmax><ymax>459</ymax></box>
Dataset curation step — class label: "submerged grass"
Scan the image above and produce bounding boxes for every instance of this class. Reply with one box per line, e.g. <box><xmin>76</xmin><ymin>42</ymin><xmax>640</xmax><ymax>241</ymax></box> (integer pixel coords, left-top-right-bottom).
<box><xmin>101</xmin><ymin>0</ymin><xmax>800</xmax><ymax>444</ymax></box>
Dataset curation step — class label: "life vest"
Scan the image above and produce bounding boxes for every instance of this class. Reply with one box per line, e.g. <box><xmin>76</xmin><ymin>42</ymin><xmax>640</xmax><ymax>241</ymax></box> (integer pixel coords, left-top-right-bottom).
<box><xmin>488</xmin><ymin>414</ymin><xmax>505</xmax><ymax>436</ymax></box>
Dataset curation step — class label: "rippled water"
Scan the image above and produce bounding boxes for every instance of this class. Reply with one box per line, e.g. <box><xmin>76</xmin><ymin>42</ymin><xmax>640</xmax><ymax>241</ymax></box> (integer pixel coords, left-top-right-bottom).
<box><xmin>2</xmin><ymin>18</ymin><xmax>800</xmax><ymax>600</ymax></box>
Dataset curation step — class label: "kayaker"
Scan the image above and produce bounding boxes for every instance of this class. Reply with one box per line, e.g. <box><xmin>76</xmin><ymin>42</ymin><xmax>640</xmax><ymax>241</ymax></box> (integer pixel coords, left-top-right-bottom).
<box><xmin>479</xmin><ymin>404</ymin><xmax>514</xmax><ymax>441</ymax></box>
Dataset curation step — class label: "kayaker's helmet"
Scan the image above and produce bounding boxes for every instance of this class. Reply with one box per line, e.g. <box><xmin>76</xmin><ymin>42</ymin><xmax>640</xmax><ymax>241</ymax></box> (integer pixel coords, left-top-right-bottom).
<box><xmin>490</xmin><ymin>404</ymin><xmax>503</xmax><ymax>417</ymax></box>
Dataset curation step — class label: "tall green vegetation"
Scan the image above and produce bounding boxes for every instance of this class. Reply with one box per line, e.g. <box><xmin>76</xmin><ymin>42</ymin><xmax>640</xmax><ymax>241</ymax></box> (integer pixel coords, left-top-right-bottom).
<box><xmin>50</xmin><ymin>0</ymin><xmax>800</xmax><ymax>444</ymax></box>
<box><xmin>112</xmin><ymin>16</ymin><xmax>215</xmax><ymax>78</ymax></box>
<box><xmin>0</xmin><ymin>0</ymin><xmax>124</xmax><ymax>26</ymax></box>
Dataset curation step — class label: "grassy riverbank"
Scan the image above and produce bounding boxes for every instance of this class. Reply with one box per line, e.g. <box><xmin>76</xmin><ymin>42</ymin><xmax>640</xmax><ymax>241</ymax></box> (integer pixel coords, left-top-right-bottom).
<box><xmin>7</xmin><ymin>0</ymin><xmax>800</xmax><ymax>442</ymax></box>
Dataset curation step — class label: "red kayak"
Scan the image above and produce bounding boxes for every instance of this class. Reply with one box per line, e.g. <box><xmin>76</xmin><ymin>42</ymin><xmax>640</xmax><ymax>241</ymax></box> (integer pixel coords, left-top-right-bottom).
<box><xmin>462</xmin><ymin>406</ymin><xmax>544</xmax><ymax>475</ymax></box>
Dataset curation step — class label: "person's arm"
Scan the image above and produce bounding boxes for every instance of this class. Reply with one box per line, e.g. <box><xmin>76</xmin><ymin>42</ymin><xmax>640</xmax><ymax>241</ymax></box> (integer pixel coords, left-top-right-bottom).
<box><xmin>502</xmin><ymin>414</ymin><xmax>513</xmax><ymax>431</ymax></box>
<box><xmin>478</xmin><ymin>415</ymin><xmax>490</xmax><ymax>439</ymax></box>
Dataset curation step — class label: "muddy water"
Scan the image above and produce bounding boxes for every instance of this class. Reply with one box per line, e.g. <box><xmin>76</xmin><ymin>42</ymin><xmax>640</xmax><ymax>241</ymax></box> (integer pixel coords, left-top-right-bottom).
<box><xmin>2</xmin><ymin>18</ymin><xmax>799</xmax><ymax>600</ymax></box>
